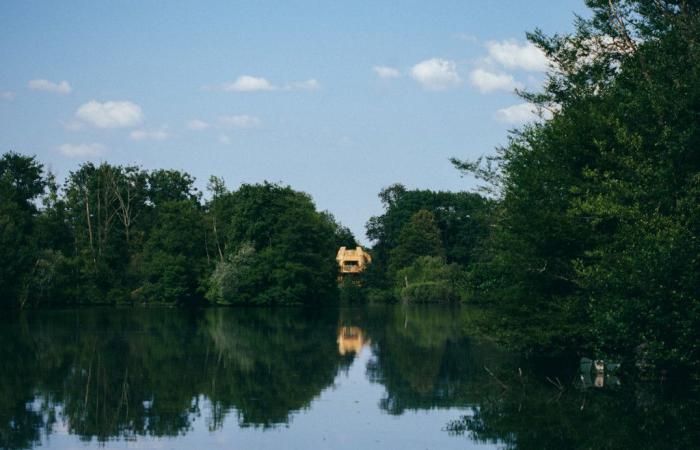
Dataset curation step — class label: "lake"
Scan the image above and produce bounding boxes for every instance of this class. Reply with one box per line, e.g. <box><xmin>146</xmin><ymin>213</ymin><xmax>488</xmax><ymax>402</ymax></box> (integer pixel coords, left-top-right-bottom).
<box><xmin>1</xmin><ymin>306</ymin><xmax>698</xmax><ymax>450</ymax></box>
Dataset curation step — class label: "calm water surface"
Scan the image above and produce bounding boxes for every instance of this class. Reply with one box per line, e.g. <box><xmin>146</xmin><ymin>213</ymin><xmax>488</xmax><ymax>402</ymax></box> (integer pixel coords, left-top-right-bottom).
<box><xmin>1</xmin><ymin>306</ymin><xmax>698</xmax><ymax>450</ymax></box>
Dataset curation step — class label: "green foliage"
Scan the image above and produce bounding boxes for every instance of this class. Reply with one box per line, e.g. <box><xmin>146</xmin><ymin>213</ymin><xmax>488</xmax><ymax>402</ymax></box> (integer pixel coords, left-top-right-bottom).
<box><xmin>139</xmin><ymin>199</ymin><xmax>207</xmax><ymax>305</ymax></box>
<box><xmin>322</xmin><ymin>211</ymin><xmax>358</xmax><ymax>249</ymax></box>
<box><xmin>206</xmin><ymin>242</ymin><xmax>257</xmax><ymax>304</ymax></box>
<box><xmin>389</xmin><ymin>210</ymin><xmax>445</xmax><ymax>274</ymax></box>
<box><xmin>338</xmin><ymin>275</ymin><xmax>368</xmax><ymax>303</ymax></box>
<box><xmin>0</xmin><ymin>157</ymin><xmax>351</xmax><ymax>307</ymax></box>
<box><xmin>0</xmin><ymin>153</ymin><xmax>45</xmax><ymax>306</ymax></box>
<box><xmin>366</xmin><ymin>184</ymin><xmax>490</xmax><ymax>288</ymax></box>
<box><xmin>395</xmin><ymin>256</ymin><xmax>466</xmax><ymax>303</ymax></box>
<box><xmin>205</xmin><ymin>182</ymin><xmax>340</xmax><ymax>305</ymax></box>
<box><xmin>453</xmin><ymin>1</ymin><xmax>700</xmax><ymax>370</ymax></box>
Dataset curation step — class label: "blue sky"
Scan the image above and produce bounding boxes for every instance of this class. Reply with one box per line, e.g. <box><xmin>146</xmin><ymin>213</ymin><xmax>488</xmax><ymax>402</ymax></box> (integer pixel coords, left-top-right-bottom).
<box><xmin>0</xmin><ymin>0</ymin><xmax>587</xmax><ymax>242</ymax></box>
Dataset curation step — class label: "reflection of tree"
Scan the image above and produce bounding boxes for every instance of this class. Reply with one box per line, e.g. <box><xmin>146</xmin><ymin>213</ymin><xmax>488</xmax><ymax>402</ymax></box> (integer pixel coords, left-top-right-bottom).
<box><xmin>0</xmin><ymin>308</ymin><xmax>348</xmax><ymax>448</ymax></box>
<box><xmin>361</xmin><ymin>305</ymin><xmax>700</xmax><ymax>449</ymax></box>
<box><xmin>365</xmin><ymin>305</ymin><xmax>508</xmax><ymax>414</ymax></box>
<box><xmin>447</xmin><ymin>376</ymin><xmax>700</xmax><ymax>450</ymax></box>
<box><xmin>2</xmin><ymin>307</ymin><xmax>698</xmax><ymax>450</ymax></box>
<box><xmin>0</xmin><ymin>313</ymin><xmax>46</xmax><ymax>450</ymax></box>
<box><xmin>201</xmin><ymin>308</ymin><xmax>349</xmax><ymax>428</ymax></box>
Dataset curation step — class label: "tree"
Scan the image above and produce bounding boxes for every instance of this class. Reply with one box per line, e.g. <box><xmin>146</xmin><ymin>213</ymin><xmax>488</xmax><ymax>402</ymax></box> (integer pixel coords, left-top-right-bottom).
<box><xmin>206</xmin><ymin>182</ymin><xmax>339</xmax><ymax>305</ymax></box>
<box><xmin>389</xmin><ymin>210</ymin><xmax>445</xmax><ymax>274</ymax></box>
<box><xmin>366</xmin><ymin>185</ymin><xmax>490</xmax><ymax>288</ymax></box>
<box><xmin>139</xmin><ymin>199</ymin><xmax>207</xmax><ymax>305</ymax></box>
<box><xmin>0</xmin><ymin>152</ymin><xmax>45</xmax><ymax>306</ymax></box>
<box><xmin>454</xmin><ymin>1</ymin><xmax>700</xmax><ymax>368</ymax></box>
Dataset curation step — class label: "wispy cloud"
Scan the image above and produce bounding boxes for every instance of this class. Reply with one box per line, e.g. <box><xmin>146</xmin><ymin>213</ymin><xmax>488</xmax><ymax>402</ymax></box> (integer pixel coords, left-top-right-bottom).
<box><xmin>57</xmin><ymin>143</ymin><xmax>106</xmax><ymax>157</ymax></box>
<box><xmin>218</xmin><ymin>115</ymin><xmax>261</xmax><ymax>129</ymax></box>
<box><xmin>286</xmin><ymin>78</ymin><xmax>320</xmax><ymax>91</ymax></box>
<box><xmin>218</xmin><ymin>134</ymin><xmax>232</xmax><ymax>145</ymax></box>
<box><xmin>495</xmin><ymin>102</ymin><xmax>552</xmax><ymax>124</ymax></box>
<box><xmin>185</xmin><ymin>119</ymin><xmax>210</xmax><ymax>131</ymax></box>
<box><xmin>60</xmin><ymin>119</ymin><xmax>85</xmax><ymax>131</ymax></box>
<box><xmin>129</xmin><ymin>128</ymin><xmax>169</xmax><ymax>141</ymax></box>
<box><xmin>469</xmin><ymin>68</ymin><xmax>522</xmax><ymax>93</ymax></box>
<box><xmin>485</xmin><ymin>40</ymin><xmax>549</xmax><ymax>72</ymax></box>
<box><xmin>410</xmin><ymin>58</ymin><xmax>461</xmax><ymax>91</ymax></box>
<box><xmin>373</xmin><ymin>66</ymin><xmax>401</xmax><ymax>79</ymax></box>
<box><xmin>223</xmin><ymin>75</ymin><xmax>276</xmax><ymax>92</ymax></box>
<box><xmin>1</xmin><ymin>91</ymin><xmax>15</xmax><ymax>101</ymax></box>
<box><xmin>75</xmin><ymin>100</ymin><xmax>143</xmax><ymax>128</ymax></box>
<box><xmin>28</xmin><ymin>79</ymin><xmax>72</xmax><ymax>94</ymax></box>
<box><xmin>205</xmin><ymin>75</ymin><xmax>320</xmax><ymax>92</ymax></box>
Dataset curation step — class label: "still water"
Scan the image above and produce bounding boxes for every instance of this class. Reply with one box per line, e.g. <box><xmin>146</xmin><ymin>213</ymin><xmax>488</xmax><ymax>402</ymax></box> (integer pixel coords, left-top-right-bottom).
<box><xmin>1</xmin><ymin>306</ymin><xmax>698</xmax><ymax>450</ymax></box>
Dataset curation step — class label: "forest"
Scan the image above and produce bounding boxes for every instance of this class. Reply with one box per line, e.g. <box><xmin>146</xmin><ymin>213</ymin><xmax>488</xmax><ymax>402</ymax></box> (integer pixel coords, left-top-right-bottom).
<box><xmin>2</xmin><ymin>0</ymin><xmax>699</xmax><ymax>376</ymax></box>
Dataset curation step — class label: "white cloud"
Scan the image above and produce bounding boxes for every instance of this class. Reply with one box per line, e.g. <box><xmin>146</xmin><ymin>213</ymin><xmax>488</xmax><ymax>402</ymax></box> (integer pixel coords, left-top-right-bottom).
<box><xmin>28</xmin><ymin>79</ymin><xmax>72</xmax><ymax>94</ymax></box>
<box><xmin>75</xmin><ymin>100</ymin><xmax>143</xmax><ymax>128</ymax></box>
<box><xmin>57</xmin><ymin>143</ymin><xmax>106</xmax><ymax>158</ymax></box>
<box><xmin>207</xmin><ymin>75</ymin><xmax>320</xmax><ymax>92</ymax></box>
<box><xmin>410</xmin><ymin>58</ymin><xmax>461</xmax><ymax>91</ymax></box>
<box><xmin>60</xmin><ymin>119</ymin><xmax>85</xmax><ymax>131</ymax></box>
<box><xmin>186</xmin><ymin>119</ymin><xmax>210</xmax><ymax>131</ymax></box>
<box><xmin>1</xmin><ymin>91</ymin><xmax>15</xmax><ymax>101</ymax></box>
<box><xmin>485</xmin><ymin>40</ymin><xmax>549</xmax><ymax>72</ymax></box>
<box><xmin>495</xmin><ymin>102</ymin><xmax>552</xmax><ymax>124</ymax></box>
<box><xmin>129</xmin><ymin>128</ymin><xmax>169</xmax><ymax>141</ymax></box>
<box><xmin>469</xmin><ymin>68</ymin><xmax>523</xmax><ymax>93</ymax></box>
<box><xmin>286</xmin><ymin>78</ymin><xmax>320</xmax><ymax>91</ymax></box>
<box><xmin>373</xmin><ymin>66</ymin><xmax>401</xmax><ymax>78</ymax></box>
<box><xmin>218</xmin><ymin>134</ymin><xmax>231</xmax><ymax>145</ymax></box>
<box><xmin>223</xmin><ymin>75</ymin><xmax>276</xmax><ymax>92</ymax></box>
<box><xmin>218</xmin><ymin>115</ymin><xmax>261</xmax><ymax>129</ymax></box>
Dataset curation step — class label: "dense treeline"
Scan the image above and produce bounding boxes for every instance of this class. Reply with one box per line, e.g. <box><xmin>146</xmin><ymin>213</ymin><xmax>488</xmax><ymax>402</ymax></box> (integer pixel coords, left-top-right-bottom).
<box><xmin>464</xmin><ymin>0</ymin><xmax>700</xmax><ymax>372</ymax></box>
<box><xmin>360</xmin><ymin>185</ymin><xmax>491</xmax><ymax>303</ymax></box>
<box><xmin>2</xmin><ymin>0</ymin><xmax>699</xmax><ymax>374</ymax></box>
<box><xmin>362</xmin><ymin>1</ymin><xmax>700</xmax><ymax>374</ymax></box>
<box><xmin>0</xmin><ymin>156</ymin><xmax>353</xmax><ymax>307</ymax></box>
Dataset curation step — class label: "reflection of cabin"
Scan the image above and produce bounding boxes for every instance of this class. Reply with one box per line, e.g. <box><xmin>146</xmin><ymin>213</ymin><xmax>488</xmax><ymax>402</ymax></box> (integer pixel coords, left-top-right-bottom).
<box><xmin>337</xmin><ymin>326</ymin><xmax>370</xmax><ymax>355</ymax></box>
<box><xmin>336</xmin><ymin>246</ymin><xmax>372</xmax><ymax>275</ymax></box>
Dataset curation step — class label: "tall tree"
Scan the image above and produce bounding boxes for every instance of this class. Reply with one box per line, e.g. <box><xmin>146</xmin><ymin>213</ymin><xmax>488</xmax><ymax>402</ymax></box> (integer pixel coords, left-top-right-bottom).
<box><xmin>454</xmin><ymin>1</ymin><xmax>700</xmax><ymax>368</ymax></box>
<box><xmin>206</xmin><ymin>182</ymin><xmax>339</xmax><ymax>305</ymax></box>
<box><xmin>389</xmin><ymin>210</ymin><xmax>445</xmax><ymax>273</ymax></box>
<box><xmin>0</xmin><ymin>153</ymin><xmax>45</xmax><ymax>306</ymax></box>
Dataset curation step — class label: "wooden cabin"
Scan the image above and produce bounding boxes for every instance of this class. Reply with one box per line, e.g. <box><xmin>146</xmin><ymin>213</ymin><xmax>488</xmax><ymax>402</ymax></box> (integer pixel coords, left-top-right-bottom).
<box><xmin>336</xmin><ymin>246</ymin><xmax>372</xmax><ymax>275</ymax></box>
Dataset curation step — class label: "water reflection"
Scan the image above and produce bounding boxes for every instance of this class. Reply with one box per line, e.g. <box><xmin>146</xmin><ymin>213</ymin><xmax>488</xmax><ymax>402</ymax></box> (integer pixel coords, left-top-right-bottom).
<box><xmin>337</xmin><ymin>326</ymin><xmax>370</xmax><ymax>355</ymax></box>
<box><xmin>1</xmin><ymin>306</ymin><xmax>698</xmax><ymax>450</ymax></box>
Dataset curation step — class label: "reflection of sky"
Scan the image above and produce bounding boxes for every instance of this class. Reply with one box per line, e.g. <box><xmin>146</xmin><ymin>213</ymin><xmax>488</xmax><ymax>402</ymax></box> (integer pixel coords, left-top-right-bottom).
<box><xmin>39</xmin><ymin>347</ymin><xmax>496</xmax><ymax>450</ymax></box>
